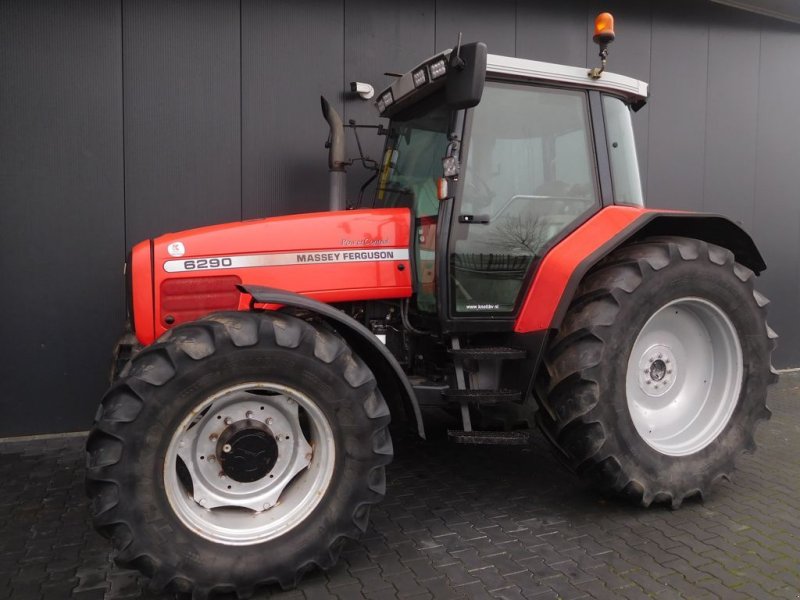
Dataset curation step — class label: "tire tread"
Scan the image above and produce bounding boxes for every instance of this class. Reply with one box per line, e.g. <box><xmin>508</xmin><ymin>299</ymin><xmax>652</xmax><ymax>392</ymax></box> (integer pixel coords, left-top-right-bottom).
<box><xmin>86</xmin><ymin>311</ymin><xmax>391</xmax><ymax>599</ymax></box>
<box><xmin>537</xmin><ymin>236</ymin><xmax>775</xmax><ymax>508</ymax></box>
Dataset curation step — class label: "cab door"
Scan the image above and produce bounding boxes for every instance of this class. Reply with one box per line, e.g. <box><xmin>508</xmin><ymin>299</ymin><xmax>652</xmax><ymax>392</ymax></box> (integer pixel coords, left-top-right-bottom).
<box><xmin>446</xmin><ymin>82</ymin><xmax>601</xmax><ymax>320</ymax></box>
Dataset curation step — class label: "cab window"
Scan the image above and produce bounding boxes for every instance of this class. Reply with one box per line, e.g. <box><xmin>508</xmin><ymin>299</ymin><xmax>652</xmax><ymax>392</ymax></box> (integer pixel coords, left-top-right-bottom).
<box><xmin>603</xmin><ymin>95</ymin><xmax>644</xmax><ymax>206</ymax></box>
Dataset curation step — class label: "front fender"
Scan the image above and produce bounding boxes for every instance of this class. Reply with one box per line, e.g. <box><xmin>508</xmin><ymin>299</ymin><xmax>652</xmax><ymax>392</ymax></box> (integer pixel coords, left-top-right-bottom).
<box><xmin>238</xmin><ymin>284</ymin><xmax>425</xmax><ymax>439</ymax></box>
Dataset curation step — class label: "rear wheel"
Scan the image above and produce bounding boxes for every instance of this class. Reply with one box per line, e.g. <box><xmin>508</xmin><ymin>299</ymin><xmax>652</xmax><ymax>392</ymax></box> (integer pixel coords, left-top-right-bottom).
<box><xmin>86</xmin><ymin>311</ymin><xmax>392</xmax><ymax>598</ymax></box>
<box><xmin>537</xmin><ymin>236</ymin><xmax>776</xmax><ymax>507</ymax></box>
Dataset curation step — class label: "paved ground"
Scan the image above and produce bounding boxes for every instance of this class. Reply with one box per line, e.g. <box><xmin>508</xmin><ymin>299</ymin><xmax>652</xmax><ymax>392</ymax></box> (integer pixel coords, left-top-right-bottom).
<box><xmin>1</xmin><ymin>374</ymin><xmax>798</xmax><ymax>600</ymax></box>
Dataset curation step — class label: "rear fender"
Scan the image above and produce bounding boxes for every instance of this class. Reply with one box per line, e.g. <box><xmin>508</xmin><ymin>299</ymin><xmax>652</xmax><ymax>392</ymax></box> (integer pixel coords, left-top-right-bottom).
<box><xmin>629</xmin><ymin>214</ymin><xmax>765</xmax><ymax>272</ymax></box>
<box><xmin>239</xmin><ymin>284</ymin><xmax>425</xmax><ymax>439</ymax></box>
<box><xmin>515</xmin><ymin>207</ymin><xmax>766</xmax><ymax>334</ymax></box>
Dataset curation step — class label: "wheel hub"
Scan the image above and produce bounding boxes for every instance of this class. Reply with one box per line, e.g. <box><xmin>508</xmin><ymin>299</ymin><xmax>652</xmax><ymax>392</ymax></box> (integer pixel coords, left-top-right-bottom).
<box><xmin>649</xmin><ymin>359</ymin><xmax>666</xmax><ymax>381</ymax></box>
<box><xmin>217</xmin><ymin>420</ymin><xmax>278</xmax><ymax>483</ymax></box>
<box><xmin>173</xmin><ymin>394</ymin><xmax>312</xmax><ymax>511</ymax></box>
<box><xmin>637</xmin><ymin>344</ymin><xmax>676</xmax><ymax>397</ymax></box>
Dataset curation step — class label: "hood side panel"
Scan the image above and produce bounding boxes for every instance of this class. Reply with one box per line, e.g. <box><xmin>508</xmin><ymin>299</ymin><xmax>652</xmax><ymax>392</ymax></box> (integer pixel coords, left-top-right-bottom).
<box><xmin>138</xmin><ymin>208</ymin><xmax>413</xmax><ymax>344</ymax></box>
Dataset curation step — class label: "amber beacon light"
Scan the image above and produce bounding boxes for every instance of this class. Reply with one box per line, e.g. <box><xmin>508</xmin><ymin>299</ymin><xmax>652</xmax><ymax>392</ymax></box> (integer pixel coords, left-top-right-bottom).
<box><xmin>593</xmin><ymin>12</ymin><xmax>615</xmax><ymax>44</ymax></box>
<box><xmin>589</xmin><ymin>12</ymin><xmax>615</xmax><ymax>79</ymax></box>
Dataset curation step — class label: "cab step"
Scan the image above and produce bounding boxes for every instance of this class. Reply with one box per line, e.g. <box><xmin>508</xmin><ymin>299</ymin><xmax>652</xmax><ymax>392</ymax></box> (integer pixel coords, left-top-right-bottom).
<box><xmin>448</xmin><ymin>346</ymin><xmax>527</xmax><ymax>360</ymax></box>
<box><xmin>447</xmin><ymin>429</ymin><xmax>531</xmax><ymax>445</ymax></box>
<box><xmin>442</xmin><ymin>388</ymin><xmax>522</xmax><ymax>404</ymax></box>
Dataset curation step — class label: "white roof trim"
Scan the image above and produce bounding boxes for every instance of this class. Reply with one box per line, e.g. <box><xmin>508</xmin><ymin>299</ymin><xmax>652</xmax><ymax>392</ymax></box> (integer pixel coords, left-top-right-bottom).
<box><xmin>486</xmin><ymin>54</ymin><xmax>649</xmax><ymax>100</ymax></box>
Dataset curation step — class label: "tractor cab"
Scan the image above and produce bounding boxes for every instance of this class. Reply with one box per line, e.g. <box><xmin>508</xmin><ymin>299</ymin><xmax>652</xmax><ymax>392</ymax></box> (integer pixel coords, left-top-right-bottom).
<box><xmin>371</xmin><ymin>40</ymin><xmax>648</xmax><ymax>331</ymax></box>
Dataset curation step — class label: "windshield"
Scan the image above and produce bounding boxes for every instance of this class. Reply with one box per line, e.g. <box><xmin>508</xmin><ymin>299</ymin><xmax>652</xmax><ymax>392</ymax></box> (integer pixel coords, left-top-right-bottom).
<box><xmin>374</xmin><ymin>107</ymin><xmax>451</xmax><ymax>217</ymax></box>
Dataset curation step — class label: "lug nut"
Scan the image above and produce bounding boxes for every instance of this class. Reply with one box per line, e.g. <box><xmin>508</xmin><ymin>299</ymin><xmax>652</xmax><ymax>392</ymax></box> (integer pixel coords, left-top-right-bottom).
<box><xmin>209</xmin><ymin>433</ymin><xmax>218</xmax><ymax>441</ymax></box>
<box><xmin>224</xmin><ymin>417</ymin><xmax>233</xmax><ymax>425</ymax></box>
<box><xmin>246</xmin><ymin>411</ymin><xmax>253</xmax><ymax>419</ymax></box>
<box><xmin>222</xmin><ymin>443</ymin><xmax>232</xmax><ymax>453</ymax></box>
<box><xmin>266</xmin><ymin>417</ymin><xmax>273</xmax><ymax>425</ymax></box>
<box><xmin>207</xmin><ymin>455</ymin><xmax>216</xmax><ymax>463</ymax></box>
<box><xmin>218</xmin><ymin>471</ymin><xmax>226</xmax><ymax>478</ymax></box>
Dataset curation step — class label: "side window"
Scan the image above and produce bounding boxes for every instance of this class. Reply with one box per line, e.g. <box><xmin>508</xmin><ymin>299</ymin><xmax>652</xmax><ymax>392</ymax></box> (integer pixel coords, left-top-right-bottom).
<box><xmin>603</xmin><ymin>95</ymin><xmax>644</xmax><ymax>206</ymax></box>
<box><xmin>451</xmin><ymin>83</ymin><xmax>597</xmax><ymax>314</ymax></box>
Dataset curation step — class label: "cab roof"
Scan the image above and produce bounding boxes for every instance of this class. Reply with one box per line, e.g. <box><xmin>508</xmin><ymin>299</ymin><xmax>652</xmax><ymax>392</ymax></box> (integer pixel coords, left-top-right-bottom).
<box><xmin>486</xmin><ymin>54</ymin><xmax>648</xmax><ymax>102</ymax></box>
<box><xmin>375</xmin><ymin>47</ymin><xmax>649</xmax><ymax>119</ymax></box>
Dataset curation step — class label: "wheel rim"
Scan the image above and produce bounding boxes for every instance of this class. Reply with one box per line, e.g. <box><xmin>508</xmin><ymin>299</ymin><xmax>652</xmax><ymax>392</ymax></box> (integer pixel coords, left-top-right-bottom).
<box><xmin>164</xmin><ymin>382</ymin><xmax>336</xmax><ymax>545</ymax></box>
<box><xmin>625</xmin><ymin>297</ymin><xmax>743</xmax><ymax>457</ymax></box>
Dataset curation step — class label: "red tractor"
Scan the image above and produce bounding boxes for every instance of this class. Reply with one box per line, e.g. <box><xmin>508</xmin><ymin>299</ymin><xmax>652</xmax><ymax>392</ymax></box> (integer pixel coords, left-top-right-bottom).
<box><xmin>86</xmin><ymin>16</ymin><xmax>775</xmax><ymax>599</ymax></box>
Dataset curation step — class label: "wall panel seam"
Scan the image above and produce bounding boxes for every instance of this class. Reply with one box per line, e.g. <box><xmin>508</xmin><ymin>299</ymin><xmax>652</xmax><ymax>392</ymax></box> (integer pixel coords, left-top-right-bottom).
<box><xmin>751</xmin><ymin>19</ymin><xmax>763</xmax><ymax>232</ymax></box>
<box><xmin>121</xmin><ymin>0</ymin><xmax>127</xmax><ymax>256</ymax></box>
<box><xmin>702</xmin><ymin>16</ymin><xmax>711</xmax><ymax>212</ymax></box>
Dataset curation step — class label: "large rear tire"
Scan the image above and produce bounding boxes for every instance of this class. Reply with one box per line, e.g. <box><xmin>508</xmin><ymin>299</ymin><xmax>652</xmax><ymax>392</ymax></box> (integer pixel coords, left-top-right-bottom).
<box><xmin>86</xmin><ymin>311</ymin><xmax>392</xmax><ymax>598</ymax></box>
<box><xmin>537</xmin><ymin>236</ymin><xmax>776</xmax><ymax>507</ymax></box>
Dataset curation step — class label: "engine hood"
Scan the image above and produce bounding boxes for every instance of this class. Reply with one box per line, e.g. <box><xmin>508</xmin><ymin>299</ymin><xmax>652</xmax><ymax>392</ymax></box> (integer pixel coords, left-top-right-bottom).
<box><xmin>130</xmin><ymin>208</ymin><xmax>413</xmax><ymax>344</ymax></box>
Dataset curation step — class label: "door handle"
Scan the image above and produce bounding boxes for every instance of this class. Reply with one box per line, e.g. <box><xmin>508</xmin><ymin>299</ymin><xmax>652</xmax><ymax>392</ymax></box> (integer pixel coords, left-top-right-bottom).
<box><xmin>458</xmin><ymin>214</ymin><xmax>490</xmax><ymax>224</ymax></box>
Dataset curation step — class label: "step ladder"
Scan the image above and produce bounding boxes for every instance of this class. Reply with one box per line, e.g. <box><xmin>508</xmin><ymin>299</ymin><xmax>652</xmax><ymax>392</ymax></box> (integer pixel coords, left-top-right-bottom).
<box><xmin>446</xmin><ymin>336</ymin><xmax>531</xmax><ymax>446</ymax></box>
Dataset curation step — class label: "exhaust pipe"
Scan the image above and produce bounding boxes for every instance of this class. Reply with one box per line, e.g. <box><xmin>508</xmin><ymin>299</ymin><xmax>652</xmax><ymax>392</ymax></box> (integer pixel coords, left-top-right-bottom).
<box><xmin>321</xmin><ymin>96</ymin><xmax>346</xmax><ymax>211</ymax></box>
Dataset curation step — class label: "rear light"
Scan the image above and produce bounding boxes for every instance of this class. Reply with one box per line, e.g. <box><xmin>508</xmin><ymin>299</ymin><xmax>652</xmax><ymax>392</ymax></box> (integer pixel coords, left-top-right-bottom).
<box><xmin>160</xmin><ymin>275</ymin><xmax>241</xmax><ymax>328</ymax></box>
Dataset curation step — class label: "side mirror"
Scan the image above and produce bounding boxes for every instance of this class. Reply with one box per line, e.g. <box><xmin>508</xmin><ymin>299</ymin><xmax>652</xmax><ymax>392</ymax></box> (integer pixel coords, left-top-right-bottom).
<box><xmin>446</xmin><ymin>42</ymin><xmax>487</xmax><ymax>110</ymax></box>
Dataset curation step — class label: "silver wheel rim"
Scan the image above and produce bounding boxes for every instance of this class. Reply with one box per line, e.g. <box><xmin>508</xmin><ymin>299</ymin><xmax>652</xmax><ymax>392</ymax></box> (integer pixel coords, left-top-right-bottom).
<box><xmin>625</xmin><ymin>297</ymin><xmax>743</xmax><ymax>457</ymax></box>
<box><xmin>164</xmin><ymin>382</ymin><xmax>336</xmax><ymax>545</ymax></box>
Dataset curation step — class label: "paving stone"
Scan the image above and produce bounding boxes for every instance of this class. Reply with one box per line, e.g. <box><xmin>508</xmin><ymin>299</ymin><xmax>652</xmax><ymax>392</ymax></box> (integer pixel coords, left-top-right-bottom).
<box><xmin>329</xmin><ymin>582</ymin><xmax>364</xmax><ymax>600</ymax></box>
<box><xmin>0</xmin><ymin>374</ymin><xmax>799</xmax><ymax>599</ymax></box>
<box><xmin>402</xmin><ymin>558</ymin><xmax>440</xmax><ymax>582</ymax></box>
<box><xmin>106</xmin><ymin>572</ymin><xmax>142</xmax><ymax>599</ymax></box>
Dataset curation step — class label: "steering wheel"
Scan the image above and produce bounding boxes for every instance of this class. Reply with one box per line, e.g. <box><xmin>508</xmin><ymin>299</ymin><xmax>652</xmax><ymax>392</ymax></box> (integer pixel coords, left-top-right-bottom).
<box><xmin>462</xmin><ymin>172</ymin><xmax>495</xmax><ymax>207</ymax></box>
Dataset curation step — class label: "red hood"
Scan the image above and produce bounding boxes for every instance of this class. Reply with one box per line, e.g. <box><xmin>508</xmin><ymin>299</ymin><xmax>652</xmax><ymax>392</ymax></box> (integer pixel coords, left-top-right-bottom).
<box><xmin>131</xmin><ymin>208</ymin><xmax>413</xmax><ymax>344</ymax></box>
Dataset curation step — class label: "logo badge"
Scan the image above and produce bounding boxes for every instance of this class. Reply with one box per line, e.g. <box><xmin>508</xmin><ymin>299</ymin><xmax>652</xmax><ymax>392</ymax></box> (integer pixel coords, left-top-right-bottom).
<box><xmin>167</xmin><ymin>242</ymin><xmax>185</xmax><ymax>257</ymax></box>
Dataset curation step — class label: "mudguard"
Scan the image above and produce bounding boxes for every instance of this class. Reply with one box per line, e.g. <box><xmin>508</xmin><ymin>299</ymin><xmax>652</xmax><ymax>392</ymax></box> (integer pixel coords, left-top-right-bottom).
<box><xmin>515</xmin><ymin>206</ymin><xmax>766</xmax><ymax>333</ymax></box>
<box><xmin>239</xmin><ymin>284</ymin><xmax>425</xmax><ymax>439</ymax></box>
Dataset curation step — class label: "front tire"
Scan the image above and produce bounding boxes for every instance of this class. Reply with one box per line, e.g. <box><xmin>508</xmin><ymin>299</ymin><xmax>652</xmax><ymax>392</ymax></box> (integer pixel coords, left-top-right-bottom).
<box><xmin>86</xmin><ymin>311</ymin><xmax>392</xmax><ymax>598</ymax></box>
<box><xmin>537</xmin><ymin>236</ymin><xmax>776</xmax><ymax>507</ymax></box>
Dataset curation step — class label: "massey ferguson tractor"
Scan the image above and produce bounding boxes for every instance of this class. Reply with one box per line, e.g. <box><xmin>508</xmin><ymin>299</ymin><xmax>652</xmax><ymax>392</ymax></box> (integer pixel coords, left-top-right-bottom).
<box><xmin>86</xmin><ymin>14</ymin><xmax>776</xmax><ymax>599</ymax></box>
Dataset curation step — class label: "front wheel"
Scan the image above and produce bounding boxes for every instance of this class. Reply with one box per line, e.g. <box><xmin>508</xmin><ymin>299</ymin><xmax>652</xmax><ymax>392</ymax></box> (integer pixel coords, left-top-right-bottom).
<box><xmin>86</xmin><ymin>311</ymin><xmax>392</xmax><ymax>598</ymax></box>
<box><xmin>537</xmin><ymin>236</ymin><xmax>776</xmax><ymax>507</ymax></box>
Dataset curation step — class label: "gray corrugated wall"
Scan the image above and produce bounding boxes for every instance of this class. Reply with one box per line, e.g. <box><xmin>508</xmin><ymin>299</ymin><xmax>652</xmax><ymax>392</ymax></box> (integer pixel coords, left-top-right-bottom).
<box><xmin>1</xmin><ymin>0</ymin><xmax>798</xmax><ymax>436</ymax></box>
<box><xmin>0</xmin><ymin>1</ymin><xmax>125</xmax><ymax>436</ymax></box>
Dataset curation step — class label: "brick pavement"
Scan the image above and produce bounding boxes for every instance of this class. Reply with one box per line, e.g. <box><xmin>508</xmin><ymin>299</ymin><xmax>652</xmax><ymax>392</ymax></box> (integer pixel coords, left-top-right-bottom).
<box><xmin>1</xmin><ymin>373</ymin><xmax>798</xmax><ymax>599</ymax></box>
